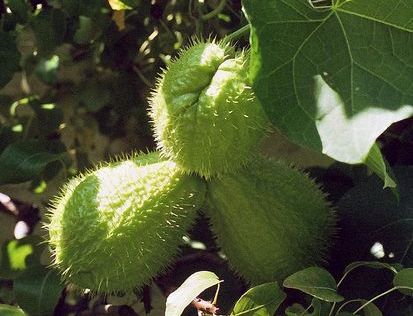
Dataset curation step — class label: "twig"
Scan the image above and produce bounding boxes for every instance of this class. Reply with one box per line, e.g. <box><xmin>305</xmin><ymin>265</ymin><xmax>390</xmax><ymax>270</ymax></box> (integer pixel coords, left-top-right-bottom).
<box><xmin>192</xmin><ymin>297</ymin><xmax>220</xmax><ymax>315</ymax></box>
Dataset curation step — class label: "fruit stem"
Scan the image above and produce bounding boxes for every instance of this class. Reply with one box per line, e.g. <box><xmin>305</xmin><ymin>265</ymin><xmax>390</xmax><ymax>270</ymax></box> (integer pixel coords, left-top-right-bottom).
<box><xmin>223</xmin><ymin>25</ymin><xmax>250</xmax><ymax>44</ymax></box>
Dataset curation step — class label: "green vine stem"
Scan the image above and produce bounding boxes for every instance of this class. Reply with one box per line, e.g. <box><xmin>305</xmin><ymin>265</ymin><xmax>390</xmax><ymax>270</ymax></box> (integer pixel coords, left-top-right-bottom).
<box><xmin>299</xmin><ymin>302</ymin><xmax>313</xmax><ymax>316</ymax></box>
<box><xmin>334</xmin><ymin>299</ymin><xmax>364</xmax><ymax>315</ymax></box>
<box><xmin>223</xmin><ymin>24</ymin><xmax>250</xmax><ymax>44</ymax></box>
<box><xmin>201</xmin><ymin>0</ymin><xmax>227</xmax><ymax>20</ymax></box>
<box><xmin>352</xmin><ymin>286</ymin><xmax>413</xmax><ymax>315</ymax></box>
<box><xmin>329</xmin><ymin>263</ymin><xmax>398</xmax><ymax>316</ymax></box>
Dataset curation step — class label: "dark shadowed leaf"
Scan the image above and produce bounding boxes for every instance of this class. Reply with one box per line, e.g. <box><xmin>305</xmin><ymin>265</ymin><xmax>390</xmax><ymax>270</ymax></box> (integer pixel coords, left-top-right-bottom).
<box><xmin>243</xmin><ymin>0</ymin><xmax>413</xmax><ymax>186</ymax></box>
<box><xmin>285</xmin><ymin>303</ymin><xmax>306</xmax><ymax>316</ymax></box>
<box><xmin>14</xmin><ymin>266</ymin><xmax>63</xmax><ymax>316</ymax></box>
<box><xmin>393</xmin><ymin>268</ymin><xmax>413</xmax><ymax>296</ymax></box>
<box><xmin>31</xmin><ymin>8</ymin><xmax>66</xmax><ymax>56</ymax></box>
<box><xmin>285</xmin><ymin>298</ymin><xmax>330</xmax><ymax>316</ymax></box>
<box><xmin>231</xmin><ymin>282</ymin><xmax>286</xmax><ymax>316</ymax></box>
<box><xmin>337</xmin><ymin>299</ymin><xmax>382</xmax><ymax>316</ymax></box>
<box><xmin>73</xmin><ymin>16</ymin><xmax>95</xmax><ymax>44</ymax></box>
<box><xmin>78</xmin><ymin>79</ymin><xmax>110</xmax><ymax>112</ymax></box>
<box><xmin>166</xmin><ymin>271</ymin><xmax>221</xmax><ymax>316</ymax></box>
<box><xmin>362</xmin><ymin>301</ymin><xmax>383</xmax><ymax>316</ymax></box>
<box><xmin>0</xmin><ymin>141</ymin><xmax>65</xmax><ymax>185</ymax></box>
<box><xmin>283</xmin><ymin>267</ymin><xmax>344</xmax><ymax>302</ymax></box>
<box><xmin>29</xmin><ymin>100</ymin><xmax>64</xmax><ymax>135</ymax></box>
<box><xmin>7</xmin><ymin>0</ymin><xmax>30</xmax><ymax>23</ymax></box>
<box><xmin>336</xmin><ymin>167</ymin><xmax>413</xmax><ymax>269</ymax></box>
<box><xmin>0</xmin><ymin>32</ymin><xmax>21</xmax><ymax>88</ymax></box>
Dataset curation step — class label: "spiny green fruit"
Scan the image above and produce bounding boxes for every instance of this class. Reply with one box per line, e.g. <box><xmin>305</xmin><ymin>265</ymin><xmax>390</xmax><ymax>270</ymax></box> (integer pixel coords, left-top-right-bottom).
<box><xmin>47</xmin><ymin>152</ymin><xmax>206</xmax><ymax>293</ymax></box>
<box><xmin>149</xmin><ymin>39</ymin><xmax>269</xmax><ymax>178</ymax></box>
<box><xmin>206</xmin><ymin>155</ymin><xmax>335</xmax><ymax>284</ymax></box>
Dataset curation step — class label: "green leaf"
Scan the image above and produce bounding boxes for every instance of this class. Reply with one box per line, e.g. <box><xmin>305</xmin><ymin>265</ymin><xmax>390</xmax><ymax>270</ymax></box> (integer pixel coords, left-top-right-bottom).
<box><xmin>108</xmin><ymin>0</ymin><xmax>140</xmax><ymax>10</ymax></box>
<box><xmin>0</xmin><ymin>236</ymin><xmax>44</xmax><ymax>279</ymax></box>
<box><xmin>393</xmin><ymin>268</ymin><xmax>413</xmax><ymax>296</ymax></box>
<box><xmin>73</xmin><ymin>16</ymin><xmax>95</xmax><ymax>44</ymax></box>
<box><xmin>0</xmin><ymin>240</ymin><xmax>33</xmax><ymax>279</ymax></box>
<box><xmin>343</xmin><ymin>261</ymin><xmax>398</xmax><ymax>280</ymax></box>
<box><xmin>338</xmin><ymin>300</ymin><xmax>382</xmax><ymax>316</ymax></box>
<box><xmin>0</xmin><ymin>32</ymin><xmax>21</xmax><ymax>88</ymax></box>
<box><xmin>0</xmin><ymin>304</ymin><xmax>27</xmax><ymax>316</ymax></box>
<box><xmin>78</xmin><ymin>79</ymin><xmax>110</xmax><ymax>112</ymax></box>
<box><xmin>283</xmin><ymin>267</ymin><xmax>344</xmax><ymax>302</ymax></box>
<box><xmin>231</xmin><ymin>282</ymin><xmax>286</xmax><ymax>316</ymax></box>
<box><xmin>0</xmin><ymin>141</ymin><xmax>64</xmax><ymax>185</ymax></box>
<box><xmin>29</xmin><ymin>100</ymin><xmax>64</xmax><ymax>135</ymax></box>
<box><xmin>7</xmin><ymin>0</ymin><xmax>30</xmax><ymax>24</ymax></box>
<box><xmin>7</xmin><ymin>0</ymin><xmax>30</xmax><ymax>23</ymax></box>
<box><xmin>34</xmin><ymin>55</ymin><xmax>60</xmax><ymax>85</ymax></box>
<box><xmin>285</xmin><ymin>303</ymin><xmax>307</xmax><ymax>316</ymax></box>
<box><xmin>165</xmin><ymin>271</ymin><xmax>222</xmax><ymax>316</ymax></box>
<box><xmin>243</xmin><ymin>0</ymin><xmax>413</xmax><ymax>185</ymax></box>
<box><xmin>364</xmin><ymin>143</ymin><xmax>397</xmax><ymax>189</ymax></box>
<box><xmin>14</xmin><ymin>266</ymin><xmax>63</xmax><ymax>316</ymax></box>
<box><xmin>362</xmin><ymin>301</ymin><xmax>383</xmax><ymax>316</ymax></box>
<box><xmin>31</xmin><ymin>8</ymin><xmax>67</xmax><ymax>56</ymax></box>
<box><xmin>284</xmin><ymin>298</ymin><xmax>330</xmax><ymax>316</ymax></box>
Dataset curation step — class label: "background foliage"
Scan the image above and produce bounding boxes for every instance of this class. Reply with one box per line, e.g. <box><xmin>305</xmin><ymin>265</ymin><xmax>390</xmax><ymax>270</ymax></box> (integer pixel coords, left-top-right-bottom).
<box><xmin>0</xmin><ymin>0</ymin><xmax>412</xmax><ymax>315</ymax></box>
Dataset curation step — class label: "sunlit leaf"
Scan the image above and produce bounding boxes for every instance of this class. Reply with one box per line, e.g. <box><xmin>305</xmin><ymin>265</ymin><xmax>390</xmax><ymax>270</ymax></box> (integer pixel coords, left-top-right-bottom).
<box><xmin>165</xmin><ymin>271</ymin><xmax>221</xmax><ymax>316</ymax></box>
<box><xmin>0</xmin><ymin>304</ymin><xmax>27</xmax><ymax>316</ymax></box>
<box><xmin>0</xmin><ymin>237</ymin><xmax>42</xmax><ymax>279</ymax></box>
<box><xmin>108</xmin><ymin>0</ymin><xmax>139</xmax><ymax>10</ymax></box>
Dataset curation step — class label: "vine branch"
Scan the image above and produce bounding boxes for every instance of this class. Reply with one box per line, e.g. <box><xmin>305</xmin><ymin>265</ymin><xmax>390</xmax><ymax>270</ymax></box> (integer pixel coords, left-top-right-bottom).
<box><xmin>201</xmin><ymin>0</ymin><xmax>227</xmax><ymax>21</ymax></box>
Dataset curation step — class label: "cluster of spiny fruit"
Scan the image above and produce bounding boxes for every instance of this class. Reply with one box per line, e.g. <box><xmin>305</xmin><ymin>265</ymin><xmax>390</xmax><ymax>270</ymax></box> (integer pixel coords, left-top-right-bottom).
<box><xmin>47</xmin><ymin>39</ymin><xmax>335</xmax><ymax>293</ymax></box>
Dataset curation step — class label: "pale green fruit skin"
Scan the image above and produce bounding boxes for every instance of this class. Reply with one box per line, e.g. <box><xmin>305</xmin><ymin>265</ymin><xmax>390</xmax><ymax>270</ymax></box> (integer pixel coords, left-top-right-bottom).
<box><xmin>149</xmin><ymin>41</ymin><xmax>268</xmax><ymax>178</ymax></box>
<box><xmin>48</xmin><ymin>152</ymin><xmax>206</xmax><ymax>293</ymax></box>
<box><xmin>206</xmin><ymin>156</ymin><xmax>335</xmax><ymax>284</ymax></box>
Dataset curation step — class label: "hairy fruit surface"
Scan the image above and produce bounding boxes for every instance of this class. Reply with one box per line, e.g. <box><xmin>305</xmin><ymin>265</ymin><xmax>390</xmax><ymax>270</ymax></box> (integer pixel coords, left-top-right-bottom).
<box><xmin>149</xmin><ymin>40</ymin><xmax>268</xmax><ymax>178</ymax></box>
<box><xmin>47</xmin><ymin>152</ymin><xmax>206</xmax><ymax>293</ymax></box>
<box><xmin>206</xmin><ymin>156</ymin><xmax>335</xmax><ymax>284</ymax></box>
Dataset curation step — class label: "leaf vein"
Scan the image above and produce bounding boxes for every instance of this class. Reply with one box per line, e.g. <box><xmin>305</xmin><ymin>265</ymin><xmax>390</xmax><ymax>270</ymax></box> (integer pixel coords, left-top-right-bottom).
<box><xmin>335</xmin><ymin>8</ymin><xmax>413</xmax><ymax>33</ymax></box>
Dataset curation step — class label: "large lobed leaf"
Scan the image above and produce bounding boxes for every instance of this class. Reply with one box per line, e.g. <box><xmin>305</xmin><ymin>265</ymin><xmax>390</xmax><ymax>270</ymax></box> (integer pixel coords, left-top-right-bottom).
<box><xmin>243</xmin><ymin>0</ymin><xmax>413</xmax><ymax>186</ymax></box>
